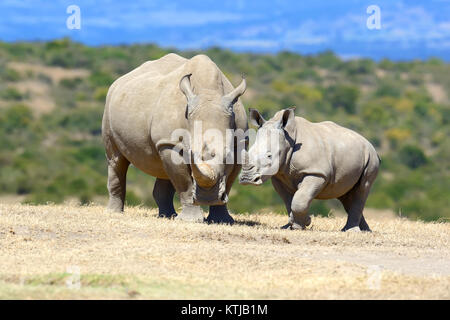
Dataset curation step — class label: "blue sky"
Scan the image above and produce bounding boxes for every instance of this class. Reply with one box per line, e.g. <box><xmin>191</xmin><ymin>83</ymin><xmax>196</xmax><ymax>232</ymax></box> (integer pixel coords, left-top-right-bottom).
<box><xmin>0</xmin><ymin>0</ymin><xmax>449</xmax><ymax>60</ymax></box>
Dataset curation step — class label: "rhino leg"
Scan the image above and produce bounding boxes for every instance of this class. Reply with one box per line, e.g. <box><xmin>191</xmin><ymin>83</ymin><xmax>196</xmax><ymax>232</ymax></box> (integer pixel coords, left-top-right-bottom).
<box><xmin>288</xmin><ymin>175</ymin><xmax>326</xmax><ymax>230</ymax></box>
<box><xmin>339</xmin><ymin>160</ymin><xmax>379</xmax><ymax>232</ymax></box>
<box><xmin>106</xmin><ymin>153</ymin><xmax>130</xmax><ymax>213</ymax></box>
<box><xmin>339</xmin><ymin>190</ymin><xmax>367</xmax><ymax>232</ymax></box>
<box><xmin>153</xmin><ymin>178</ymin><xmax>177</xmax><ymax>219</ymax></box>
<box><xmin>271</xmin><ymin>177</ymin><xmax>297</xmax><ymax>229</ymax></box>
<box><xmin>176</xmin><ymin>204</ymin><xmax>204</xmax><ymax>223</ymax></box>
<box><xmin>206</xmin><ymin>205</ymin><xmax>234</xmax><ymax>224</ymax></box>
<box><xmin>205</xmin><ymin>163</ymin><xmax>239</xmax><ymax>224</ymax></box>
<box><xmin>158</xmin><ymin>147</ymin><xmax>204</xmax><ymax>223</ymax></box>
<box><xmin>359</xmin><ymin>216</ymin><xmax>371</xmax><ymax>232</ymax></box>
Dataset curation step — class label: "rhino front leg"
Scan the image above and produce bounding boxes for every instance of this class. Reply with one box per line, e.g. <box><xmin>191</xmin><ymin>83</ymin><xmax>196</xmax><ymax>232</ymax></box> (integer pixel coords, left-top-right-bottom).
<box><xmin>271</xmin><ymin>177</ymin><xmax>295</xmax><ymax>229</ymax></box>
<box><xmin>339</xmin><ymin>159</ymin><xmax>379</xmax><ymax>232</ymax></box>
<box><xmin>158</xmin><ymin>147</ymin><xmax>204</xmax><ymax>223</ymax></box>
<box><xmin>177</xmin><ymin>203</ymin><xmax>204</xmax><ymax>223</ymax></box>
<box><xmin>206</xmin><ymin>164</ymin><xmax>239</xmax><ymax>224</ymax></box>
<box><xmin>286</xmin><ymin>175</ymin><xmax>326</xmax><ymax>230</ymax></box>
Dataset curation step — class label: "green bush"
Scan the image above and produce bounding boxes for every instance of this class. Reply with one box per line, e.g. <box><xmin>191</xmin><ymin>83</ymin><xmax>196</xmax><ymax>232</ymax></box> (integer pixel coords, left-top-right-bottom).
<box><xmin>0</xmin><ymin>104</ymin><xmax>33</xmax><ymax>133</ymax></box>
<box><xmin>342</xmin><ymin>59</ymin><xmax>375</xmax><ymax>76</ymax></box>
<box><xmin>2</xmin><ymin>68</ymin><xmax>21</xmax><ymax>81</ymax></box>
<box><xmin>89</xmin><ymin>71</ymin><xmax>114</xmax><ymax>87</ymax></box>
<box><xmin>375</xmin><ymin>80</ymin><xmax>402</xmax><ymax>98</ymax></box>
<box><xmin>0</xmin><ymin>87</ymin><xmax>25</xmax><ymax>100</ymax></box>
<box><xmin>326</xmin><ymin>84</ymin><xmax>359</xmax><ymax>114</ymax></box>
<box><xmin>60</xmin><ymin>78</ymin><xmax>82</xmax><ymax>88</ymax></box>
<box><xmin>94</xmin><ymin>87</ymin><xmax>109</xmax><ymax>102</ymax></box>
<box><xmin>399</xmin><ymin>145</ymin><xmax>427</xmax><ymax>169</ymax></box>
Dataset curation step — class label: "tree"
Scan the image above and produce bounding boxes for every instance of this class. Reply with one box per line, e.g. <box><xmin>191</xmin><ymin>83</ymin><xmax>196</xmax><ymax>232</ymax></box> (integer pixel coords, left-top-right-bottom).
<box><xmin>327</xmin><ymin>84</ymin><xmax>359</xmax><ymax>114</ymax></box>
<box><xmin>399</xmin><ymin>145</ymin><xmax>427</xmax><ymax>169</ymax></box>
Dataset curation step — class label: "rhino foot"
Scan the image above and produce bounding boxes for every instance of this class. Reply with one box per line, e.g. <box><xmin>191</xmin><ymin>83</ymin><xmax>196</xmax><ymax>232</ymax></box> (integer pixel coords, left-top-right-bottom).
<box><xmin>206</xmin><ymin>215</ymin><xmax>234</xmax><ymax>225</ymax></box>
<box><xmin>206</xmin><ymin>205</ymin><xmax>234</xmax><ymax>225</ymax></box>
<box><xmin>175</xmin><ymin>205</ymin><xmax>204</xmax><ymax>223</ymax></box>
<box><xmin>158</xmin><ymin>212</ymin><xmax>177</xmax><ymax>219</ymax></box>
<box><xmin>281</xmin><ymin>222</ymin><xmax>305</xmax><ymax>230</ymax></box>
<box><xmin>106</xmin><ymin>204</ymin><xmax>124</xmax><ymax>213</ymax></box>
<box><xmin>282</xmin><ymin>213</ymin><xmax>311</xmax><ymax>230</ymax></box>
<box><xmin>342</xmin><ymin>226</ymin><xmax>361</xmax><ymax>232</ymax></box>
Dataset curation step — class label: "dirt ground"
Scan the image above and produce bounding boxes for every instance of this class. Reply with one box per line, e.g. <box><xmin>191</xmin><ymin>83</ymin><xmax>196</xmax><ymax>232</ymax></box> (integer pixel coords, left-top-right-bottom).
<box><xmin>0</xmin><ymin>203</ymin><xmax>449</xmax><ymax>299</ymax></box>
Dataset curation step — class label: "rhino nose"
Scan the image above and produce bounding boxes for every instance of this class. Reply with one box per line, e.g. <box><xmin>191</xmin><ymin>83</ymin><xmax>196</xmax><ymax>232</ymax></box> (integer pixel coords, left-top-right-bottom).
<box><xmin>239</xmin><ymin>166</ymin><xmax>261</xmax><ymax>185</ymax></box>
<box><xmin>239</xmin><ymin>173</ymin><xmax>262</xmax><ymax>185</ymax></box>
<box><xmin>251</xmin><ymin>176</ymin><xmax>262</xmax><ymax>184</ymax></box>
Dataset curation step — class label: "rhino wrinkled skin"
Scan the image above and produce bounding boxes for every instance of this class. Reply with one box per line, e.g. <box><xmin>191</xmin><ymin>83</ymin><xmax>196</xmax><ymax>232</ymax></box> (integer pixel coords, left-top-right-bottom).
<box><xmin>102</xmin><ymin>53</ymin><xmax>247</xmax><ymax>224</ymax></box>
<box><xmin>239</xmin><ymin>108</ymin><xmax>380</xmax><ymax>232</ymax></box>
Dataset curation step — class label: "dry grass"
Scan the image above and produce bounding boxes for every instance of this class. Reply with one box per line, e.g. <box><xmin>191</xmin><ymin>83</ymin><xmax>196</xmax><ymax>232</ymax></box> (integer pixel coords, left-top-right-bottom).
<box><xmin>0</xmin><ymin>203</ymin><xmax>449</xmax><ymax>300</ymax></box>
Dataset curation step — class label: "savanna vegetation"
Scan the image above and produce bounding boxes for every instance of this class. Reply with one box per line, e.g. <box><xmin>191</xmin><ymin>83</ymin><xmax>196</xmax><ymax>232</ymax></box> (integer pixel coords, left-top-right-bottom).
<box><xmin>0</xmin><ymin>38</ymin><xmax>449</xmax><ymax>221</ymax></box>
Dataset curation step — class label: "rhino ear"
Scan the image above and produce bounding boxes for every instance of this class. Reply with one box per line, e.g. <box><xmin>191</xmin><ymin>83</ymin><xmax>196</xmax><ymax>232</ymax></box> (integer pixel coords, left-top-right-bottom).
<box><xmin>180</xmin><ymin>74</ymin><xmax>196</xmax><ymax>103</ymax></box>
<box><xmin>249</xmin><ymin>108</ymin><xmax>266</xmax><ymax>128</ymax></box>
<box><xmin>277</xmin><ymin>107</ymin><xmax>296</xmax><ymax>134</ymax></box>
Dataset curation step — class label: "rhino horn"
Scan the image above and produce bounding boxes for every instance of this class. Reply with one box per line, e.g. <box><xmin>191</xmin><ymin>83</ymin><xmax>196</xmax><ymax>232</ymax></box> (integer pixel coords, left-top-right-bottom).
<box><xmin>242</xmin><ymin>149</ymin><xmax>250</xmax><ymax>166</ymax></box>
<box><xmin>241</xmin><ymin>150</ymin><xmax>255</xmax><ymax>172</ymax></box>
<box><xmin>191</xmin><ymin>152</ymin><xmax>218</xmax><ymax>189</ymax></box>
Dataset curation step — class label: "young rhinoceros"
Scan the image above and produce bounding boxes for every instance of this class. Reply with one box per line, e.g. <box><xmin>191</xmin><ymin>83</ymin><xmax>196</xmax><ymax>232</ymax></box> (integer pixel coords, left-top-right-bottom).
<box><xmin>239</xmin><ymin>107</ymin><xmax>380</xmax><ymax>231</ymax></box>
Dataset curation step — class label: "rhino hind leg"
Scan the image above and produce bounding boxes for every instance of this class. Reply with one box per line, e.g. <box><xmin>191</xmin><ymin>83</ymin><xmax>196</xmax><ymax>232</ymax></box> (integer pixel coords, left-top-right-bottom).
<box><xmin>206</xmin><ymin>205</ymin><xmax>234</xmax><ymax>224</ymax></box>
<box><xmin>339</xmin><ymin>161</ymin><xmax>379</xmax><ymax>232</ymax></box>
<box><xmin>153</xmin><ymin>178</ymin><xmax>177</xmax><ymax>219</ymax></box>
<box><xmin>106</xmin><ymin>153</ymin><xmax>130</xmax><ymax>213</ymax></box>
<box><xmin>339</xmin><ymin>190</ymin><xmax>367</xmax><ymax>232</ymax></box>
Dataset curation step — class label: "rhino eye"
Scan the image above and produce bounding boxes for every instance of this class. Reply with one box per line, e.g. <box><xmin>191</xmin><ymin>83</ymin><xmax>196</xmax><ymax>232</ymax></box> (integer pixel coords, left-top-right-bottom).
<box><xmin>267</xmin><ymin>153</ymin><xmax>272</xmax><ymax>159</ymax></box>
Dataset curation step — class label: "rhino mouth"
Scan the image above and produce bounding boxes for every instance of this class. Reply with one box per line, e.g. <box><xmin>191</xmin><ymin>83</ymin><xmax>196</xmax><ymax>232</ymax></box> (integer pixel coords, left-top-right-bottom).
<box><xmin>192</xmin><ymin>175</ymin><xmax>228</xmax><ymax>205</ymax></box>
<box><xmin>239</xmin><ymin>169</ymin><xmax>263</xmax><ymax>186</ymax></box>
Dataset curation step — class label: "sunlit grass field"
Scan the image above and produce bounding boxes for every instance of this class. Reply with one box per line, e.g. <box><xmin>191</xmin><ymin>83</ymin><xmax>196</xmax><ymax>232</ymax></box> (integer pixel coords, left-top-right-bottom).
<box><xmin>0</xmin><ymin>203</ymin><xmax>449</xmax><ymax>299</ymax></box>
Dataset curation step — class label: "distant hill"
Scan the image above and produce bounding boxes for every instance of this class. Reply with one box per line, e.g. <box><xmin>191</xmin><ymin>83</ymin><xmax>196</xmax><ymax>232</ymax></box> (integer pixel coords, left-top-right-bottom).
<box><xmin>0</xmin><ymin>39</ymin><xmax>449</xmax><ymax>220</ymax></box>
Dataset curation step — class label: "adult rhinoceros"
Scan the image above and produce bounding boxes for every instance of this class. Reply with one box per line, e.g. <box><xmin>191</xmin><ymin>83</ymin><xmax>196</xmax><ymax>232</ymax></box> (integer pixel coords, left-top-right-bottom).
<box><xmin>102</xmin><ymin>53</ymin><xmax>247</xmax><ymax>223</ymax></box>
<box><xmin>239</xmin><ymin>107</ymin><xmax>380</xmax><ymax>232</ymax></box>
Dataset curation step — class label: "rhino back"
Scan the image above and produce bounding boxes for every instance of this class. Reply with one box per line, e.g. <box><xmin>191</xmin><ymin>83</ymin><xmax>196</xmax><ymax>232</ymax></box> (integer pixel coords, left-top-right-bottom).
<box><xmin>102</xmin><ymin>53</ymin><xmax>186</xmax><ymax>142</ymax></box>
<box><xmin>104</xmin><ymin>53</ymin><xmax>186</xmax><ymax>117</ymax></box>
